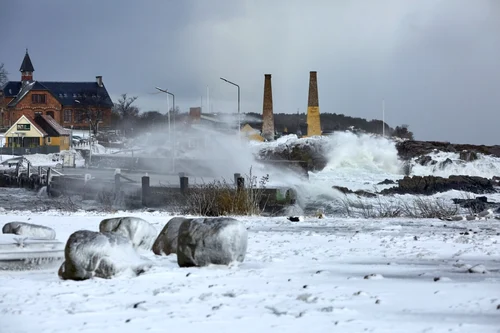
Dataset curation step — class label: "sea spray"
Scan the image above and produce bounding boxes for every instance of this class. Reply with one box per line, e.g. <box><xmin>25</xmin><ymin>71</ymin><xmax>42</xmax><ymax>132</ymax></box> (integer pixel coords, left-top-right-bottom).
<box><xmin>37</xmin><ymin>186</ymin><xmax>47</xmax><ymax>197</ymax></box>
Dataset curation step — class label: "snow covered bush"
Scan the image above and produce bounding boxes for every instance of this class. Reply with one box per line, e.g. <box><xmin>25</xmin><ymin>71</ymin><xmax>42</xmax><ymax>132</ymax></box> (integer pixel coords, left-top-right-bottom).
<box><xmin>2</xmin><ymin>222</ymin><xmax>56</xmax><ymax>240</ymax></box>
<box><xmin>152</xmin><ymin>217</ymin><xmax>186</xmax><ymax>256</ymax></box>
<box><xmin>58</xmin><ymin>230</ymin><xmax>151</xmax><ymax>281</ymax></box>
<box><xmin>177</xmin><ymin>217</ymin><xmax>248</xmax><ymax>267</ymax></box>
<box><xmin>99</xmin><ymin>217</ymin><xmax>157</xmax><ymax>251</ymax></box>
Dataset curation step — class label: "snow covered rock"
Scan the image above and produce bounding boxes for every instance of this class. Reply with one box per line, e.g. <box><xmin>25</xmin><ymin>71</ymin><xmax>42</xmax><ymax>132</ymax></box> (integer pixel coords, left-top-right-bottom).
<box><xmin>468</xmin><ymin>264</ymin><xmax>488</xmax><ymax>274</ymax></box>
<box><xmin>177</xmin><ymin>217</ymin><xmax>248</xmax><ymax>267</ymax></box>
<box><xmin>2</xmin><ymin>222</ymin><xmax>56</xmax><ymax>240</ymax></box>
<box><xmin>152</xmin><ymin>217</ymin><xmax>186</xmax><ymax>256</ymax></box>
<box><xmin>99</xmin><ymin>217</ymin><xmax>157</xmax><ymax>251</ymax></box>
<box><xmin>58</xmin><ymin>230</ymin><xmax>151</xmax><ymax>281</ymax></box>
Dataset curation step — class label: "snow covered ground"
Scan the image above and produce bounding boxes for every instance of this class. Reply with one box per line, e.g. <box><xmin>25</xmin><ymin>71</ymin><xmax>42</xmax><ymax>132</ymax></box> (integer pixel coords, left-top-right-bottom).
<box><xmin>1</xmin><ymin>211</ymin><xmax>499</xmax><ymax>333</ymax></box>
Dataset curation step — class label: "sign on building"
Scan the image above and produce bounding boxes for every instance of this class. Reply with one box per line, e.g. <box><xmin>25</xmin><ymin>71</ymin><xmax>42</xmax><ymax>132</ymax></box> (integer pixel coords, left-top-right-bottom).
<box><xmin>17</xmin><ymin>124</ymin><xmax>31</xmax><ymax>131</ymax></box>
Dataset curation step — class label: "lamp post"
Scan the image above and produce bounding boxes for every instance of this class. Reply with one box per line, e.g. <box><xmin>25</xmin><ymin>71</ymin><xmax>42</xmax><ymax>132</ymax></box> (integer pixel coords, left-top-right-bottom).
<box><xmin>220</xmin><ymin>77</ymin><xmax>240</xmax><ymax>136</ymax></box>
<box><xmin>155</xmin><ymin>87</ymin><xmax>176</xmax><ymax>172</ymax></box>
<box><xmin>155</xmin><ymin>87</ymin><xmax>176</xmax><ymax>139</ymax></box>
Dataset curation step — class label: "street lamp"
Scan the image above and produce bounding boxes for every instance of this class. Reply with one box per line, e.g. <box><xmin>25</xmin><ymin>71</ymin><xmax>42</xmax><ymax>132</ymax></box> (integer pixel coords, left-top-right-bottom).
<box><xmin>155</xmin><ymin>87</ymin><xmax>176</xmax><ymax>140</ymax></box>
<box><xmin>220</xmin><ymin>77</ymin><xmax>240</xmax><ymax>136</ymax></box>
<box><xmin>155</xmin><ymin>87</ymin><xmax>176</xmax><ymax>173</ymax></box>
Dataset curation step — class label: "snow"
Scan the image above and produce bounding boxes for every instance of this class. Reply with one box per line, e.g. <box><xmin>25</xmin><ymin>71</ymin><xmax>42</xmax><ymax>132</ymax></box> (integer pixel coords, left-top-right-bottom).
<box><xmin>1</xmin><ymin>131</ymin><xmax>500</xmax><ymax>330</ymax></box>
<box><xmin>0</xmin><ymin>212</ymin><xmax>499</xmax><ymax>332</ymax></box>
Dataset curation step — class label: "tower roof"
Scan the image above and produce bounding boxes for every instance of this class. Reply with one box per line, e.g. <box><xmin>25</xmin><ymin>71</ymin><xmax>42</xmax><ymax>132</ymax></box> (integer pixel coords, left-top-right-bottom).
<box><xmin>19</xmin><ymin>49</ymin><xmax>34</xmax><ymax>72</ymax></box>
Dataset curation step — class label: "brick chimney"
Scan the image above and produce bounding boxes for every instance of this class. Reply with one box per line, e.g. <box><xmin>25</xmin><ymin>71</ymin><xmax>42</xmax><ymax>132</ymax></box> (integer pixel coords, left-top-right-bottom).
<box><xmin>261</xmin><ymin>74</ymin><xmax>275</xmax><ymax>141</ymax></box>
<box><xmin>96</xmin><ymin>76</ymin><xmax>103</xmax><ymax>87</ymax></box>
<box><xmin>306</xmin><ymin>71</ymin><xmax>321</xmax><ymax>137</ymax></box>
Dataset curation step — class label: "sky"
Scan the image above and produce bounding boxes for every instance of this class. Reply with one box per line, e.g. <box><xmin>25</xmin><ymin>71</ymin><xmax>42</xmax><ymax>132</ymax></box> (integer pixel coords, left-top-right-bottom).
<box><xmin>1</xmin><ymin>0</ymin><xmax>499</xmax><ymax>145</ymax></box>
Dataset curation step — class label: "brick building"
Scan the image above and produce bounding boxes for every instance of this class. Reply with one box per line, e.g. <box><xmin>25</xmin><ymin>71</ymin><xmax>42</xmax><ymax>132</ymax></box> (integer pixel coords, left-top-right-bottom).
<box><xmin>0</xmin><ymin>50</ymin><xmax>113</xmax><ymax>131</ymax></box>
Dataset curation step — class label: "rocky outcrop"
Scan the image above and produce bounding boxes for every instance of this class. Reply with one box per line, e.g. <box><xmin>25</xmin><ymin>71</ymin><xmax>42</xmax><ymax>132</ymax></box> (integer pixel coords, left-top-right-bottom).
<box><xmin>2</xmin><ymin>222</ymin><xmax>56</xmax><ymax>240</ymax></box>
<box><xmin>396</xmin><ymin>140</ymin><xmax>500</xmax><ymax>160</ymax></box>
<box><xmin>99</xmin><ymin>217</ymin><xmax>157</xmax><ymax>251</ymax></box>
<box><xmin>333</xmin><ymin>186</ymin><xmax>377</xmax><ymax>198</ymax></box>
<box><xmin>377</xmin><ymin>179</ymin><xmax>396</xmax><ymax>185</ymax></box>
<box><xmin>415</xmin><ymin>155</ymin><xmax>436</xmax><ymax>166</ymax></box>
<box><xmin>177</xmin><ymin>217</ymin><xmax>247</xmax><ymax>267</ymax></box>
<box><xmin>58</xmin><ymin>230</ymin><xmax>151</xmax><ymax>281</ymax></box>
<box><xmin>380</xmin><ymin>175</ymin><xmax>495</xmax><ymax>195</ymax></box>
<box><xmin>258</xmin><ymin>138</ymin><xmax>328</xmax><ymax>172</ymax></box>
<box><xmin>152</xmin><ymin>217</ymin><xmax>186</xmax><ymax>256</ymax></box>
<box><xmin>451</xmin><ymin>196</ymin><xmax>500</xmax><ymax>213</ymax></box>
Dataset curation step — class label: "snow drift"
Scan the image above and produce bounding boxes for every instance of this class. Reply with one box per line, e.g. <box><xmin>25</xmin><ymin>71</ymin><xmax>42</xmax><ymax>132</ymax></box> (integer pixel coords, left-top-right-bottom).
<box><xmin>58</xmin><ymin>230</ymin><xmax>151</xmax><ymax>280</ymax></box>
<box><xmin>177</xmin><ymin>217</ymin><xmax>248</xmax><ymax>267</ymax></box>
<box><xmin>2</xmin><ymin>222</ymin><xmax>56</xmax><ymax>240</ymax></box>
<box><xmin>99</xmin><ymin>217</ymin><xmax>157</xmax><ymax>251</ymax></box>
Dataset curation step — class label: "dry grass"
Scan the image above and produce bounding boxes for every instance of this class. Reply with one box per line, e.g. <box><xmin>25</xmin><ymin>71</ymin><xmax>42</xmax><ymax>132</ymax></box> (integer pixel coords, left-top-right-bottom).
<box><xmin>184</xmin><ymin>169</ymin><xmax>269</xmax><ymax>216</ymax></box>
<box><xmin>337</xmin><ymin>194</ymin><xmax>459</xmax><ymax>219</ymax></box>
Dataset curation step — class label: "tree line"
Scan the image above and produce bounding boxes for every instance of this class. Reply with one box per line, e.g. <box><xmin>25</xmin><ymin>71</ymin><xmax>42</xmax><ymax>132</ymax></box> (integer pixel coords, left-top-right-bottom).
<box><xmin>111</xmin><ymin>94</ymin><xmax>414</xmax><ymax>140</ymax></box>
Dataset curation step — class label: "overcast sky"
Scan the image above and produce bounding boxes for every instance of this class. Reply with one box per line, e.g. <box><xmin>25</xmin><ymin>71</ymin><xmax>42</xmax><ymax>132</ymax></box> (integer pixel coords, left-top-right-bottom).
<box><xmin>1</xmin><ymin>0</ymin><xmax>499</xmax><ymax>144</ymax></box>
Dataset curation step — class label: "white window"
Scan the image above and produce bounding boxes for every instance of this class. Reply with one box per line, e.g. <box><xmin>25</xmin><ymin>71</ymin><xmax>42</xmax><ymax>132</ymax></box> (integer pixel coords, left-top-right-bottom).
<box><xmin>64</xmin><ymin>109</ymin><xmax>72</xmax><ymax>123</ymax></box>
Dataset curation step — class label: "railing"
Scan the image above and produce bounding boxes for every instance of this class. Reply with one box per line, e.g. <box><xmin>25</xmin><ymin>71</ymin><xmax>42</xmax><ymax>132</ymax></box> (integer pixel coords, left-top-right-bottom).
<box><xmin>0</xmin><ymin>146</ymin><xmax>60</xmax><ymax>155</ymax></box>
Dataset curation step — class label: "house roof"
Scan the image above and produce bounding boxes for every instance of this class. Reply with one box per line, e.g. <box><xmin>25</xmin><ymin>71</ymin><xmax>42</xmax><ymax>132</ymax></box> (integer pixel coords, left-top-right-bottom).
<box><xmin>35</xmin><ymin>115</ymin><xmax>70</xmax><ymax>136</ymax></box>
<box><xmin>7</xmin><ymin>81</ymin><xmax>48</xmax><ymax>107</ymax></box>
<box><xmin>2</xmin><ymin>81</ymin><xmax>113</xmax><ymax>108</ymax></box>
<box><xmin>1</xmin><ymin>81</ymin><xmax>22</xmax><ymax>97</ymax></box>
<box><xmin>26</xmin><ymin>115</ymin><xmax>48</xmax><ymax>136</ymax></box>
<box><xmin>19</xmin><ymin>50</ymin><xmax>35</xmax><ymax>72</ymax></box>
<box><xmin>6</xmin><ymin>115</ymin><xmax>48</xmax><ymax>137</ymax></box>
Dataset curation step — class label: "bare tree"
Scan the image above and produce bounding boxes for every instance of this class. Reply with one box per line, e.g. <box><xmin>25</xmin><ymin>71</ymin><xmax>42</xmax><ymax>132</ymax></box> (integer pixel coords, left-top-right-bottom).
<box><xmin>112</xmin><ymin>93</ymin><xmax>140</xmax><ymax>136</ymax></box>
<box><xmin>76</xmin><ymin>90</ymin><xmax>108</xmax><ymax>135</ymax></box>
<box><xmin>0</xmin><ymin>63</ymin><xmax>8</xmax><ymax>87</ymax></box>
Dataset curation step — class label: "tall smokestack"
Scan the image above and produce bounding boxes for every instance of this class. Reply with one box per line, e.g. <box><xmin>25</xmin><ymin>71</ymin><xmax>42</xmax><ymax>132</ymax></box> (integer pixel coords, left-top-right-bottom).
<box><xmin>306</xmin><ymin>71</ymin><xmax>321</xmax><ymax>137</ymax></box>
<box><xmin>261</xmin><ymin>74</ymin><xmax>275</xmax><ymax>141</ymax></box>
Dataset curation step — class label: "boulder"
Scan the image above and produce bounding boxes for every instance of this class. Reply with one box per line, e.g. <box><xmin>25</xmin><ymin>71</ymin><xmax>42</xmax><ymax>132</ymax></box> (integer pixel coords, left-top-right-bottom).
<box><xmin>459</xmin><ymin>150</ymin><xmax>478</xmax><ymax>162</ymax></box>
<box><xmin>438</xmin><ymin>158</ymin><xmax>453</xmax><ymax>170</ymax></box>
<box><xmin>415</xmin><ymin>155</ymin><xmax>436</xmax><ymax>166</ymax></box>
<box><xmin>377</xmin><ymin>179</ymin><xmax>396</xmax><ymax>185</ymax></box>
<box><xmin>58</xmin><ymin>230</ymin><xmax>151</xmax><ymax>281</ymax></box>
<box><xmin>2</xmin><ymin>222</ymin><xmax>56</xmax><ymax>240</ymax></box>
<box><xmin>177</xmin><ymin>217</ymin><xmax>248</xmax><ymax>267</ymax></box>
<box><xmin>99</xmin><ymin>217</ymin><xmax>157</xmax><ymax>251</ymax></box>
<box><xmin>152</xmin><ymin>217</ymin><xmax>186</xmax><ymax>256</ymax></box>
<box><xmin>380</xmin><ymin>175</ymin><xmax>495</xmax><ymax>196</ymax></box>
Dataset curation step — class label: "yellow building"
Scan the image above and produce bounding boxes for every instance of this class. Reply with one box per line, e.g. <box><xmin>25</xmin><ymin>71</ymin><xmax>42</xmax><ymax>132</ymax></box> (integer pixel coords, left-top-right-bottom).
<box><xmin>241</xmin><ymin>124</ymin><xmax>264</xmax><ymax>142</ymax></box>
<box><xmin>4</xmin><ymin>114</ymin><xmax>70</xmax><ymax>151</ymax></box>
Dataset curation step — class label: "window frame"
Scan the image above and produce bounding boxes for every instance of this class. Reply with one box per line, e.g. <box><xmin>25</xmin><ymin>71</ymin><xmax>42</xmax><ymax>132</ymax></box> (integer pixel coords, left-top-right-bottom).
<box><xmin>64</xmin><ymin>109</ymin><xmax>72</xmax><ymax>123</ymax></box>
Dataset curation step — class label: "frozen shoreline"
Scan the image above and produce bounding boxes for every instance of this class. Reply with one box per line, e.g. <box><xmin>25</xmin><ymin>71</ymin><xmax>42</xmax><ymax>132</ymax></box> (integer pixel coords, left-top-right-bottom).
<box><xmin>0</xmin><ymin>212</ymin><xmax>499</xmax><ymax>333</ymax></box>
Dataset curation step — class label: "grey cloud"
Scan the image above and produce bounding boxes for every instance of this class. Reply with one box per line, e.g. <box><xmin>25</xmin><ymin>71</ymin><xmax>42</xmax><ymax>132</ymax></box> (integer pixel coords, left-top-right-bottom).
<box><xmin>1</xmin><ymin>0</ymin><xmax>499</xmax><ymax>144</ymax></box>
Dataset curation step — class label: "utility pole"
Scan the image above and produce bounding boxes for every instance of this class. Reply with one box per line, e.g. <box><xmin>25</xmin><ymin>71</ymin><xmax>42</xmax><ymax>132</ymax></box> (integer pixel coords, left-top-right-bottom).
<box><xmin>382</xmin><ymin>99</ymin><xmax>385</xmax><ymax>137</ymax></box>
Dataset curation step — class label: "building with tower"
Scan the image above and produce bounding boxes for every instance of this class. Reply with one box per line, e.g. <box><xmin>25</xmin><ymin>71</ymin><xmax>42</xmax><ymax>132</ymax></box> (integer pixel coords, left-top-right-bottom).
<box><xmin>0</xmin><ymin>50</ymin><xmax>113</xmax><ymax>130</ymax></box>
